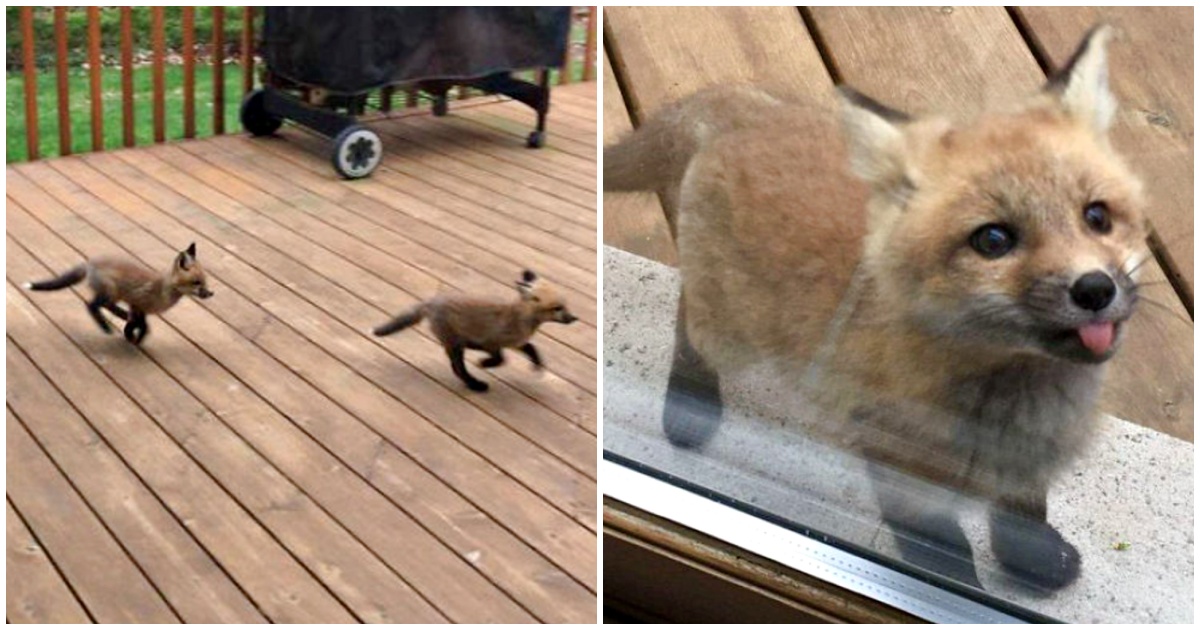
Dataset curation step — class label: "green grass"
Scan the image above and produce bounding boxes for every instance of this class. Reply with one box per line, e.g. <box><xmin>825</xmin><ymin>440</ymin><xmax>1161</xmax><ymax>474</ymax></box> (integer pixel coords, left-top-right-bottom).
<box><xmin>7</xmin><ymin>64</ymin><xmax>247</xmax><ymax>162</ymax></box>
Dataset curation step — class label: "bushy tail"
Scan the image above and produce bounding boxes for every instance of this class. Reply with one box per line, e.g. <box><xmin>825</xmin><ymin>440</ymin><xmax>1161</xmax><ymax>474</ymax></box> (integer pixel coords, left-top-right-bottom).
<box><xmin>372</xmin><ymin>304</ymin><xmax>426</xmax><ymax>336</ymax></box>
<box><xmin>24</xmin><ymin>265</ymin><xmax>87</xmax><ymax>291</ymax></box>
<box><xmin>604</xmin><ymin>101</ymin><xmax>700</xmax><ymax>194</ymax></box>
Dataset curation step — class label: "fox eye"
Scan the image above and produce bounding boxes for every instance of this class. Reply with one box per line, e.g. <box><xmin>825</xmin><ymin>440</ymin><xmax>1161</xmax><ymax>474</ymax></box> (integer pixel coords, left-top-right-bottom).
<box><xmin>969</xmin><ymin>224</ymin><xmax>1017</xmax><ymax>259</ymax></box>
<box><xmin>1083</xmin><ymin>201</ymin><xmax>1112</xmax><ymax>234</ymax></box>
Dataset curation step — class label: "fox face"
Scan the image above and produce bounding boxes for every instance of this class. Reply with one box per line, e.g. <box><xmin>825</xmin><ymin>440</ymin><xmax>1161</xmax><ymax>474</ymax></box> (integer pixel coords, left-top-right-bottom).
<box><xmin>171</xmin><ymin>243</ymin><xmax>214</xmax><ymax>299</ymax></box>
<box><xmin>516</xmin><ymin>270</ymin><xmax>577</xmax><ymax>325</ymax></box>
<box><xmin>842</xmin><ymin>27</ymin><xmax>1145</xmax><ymax>364</ymax></box>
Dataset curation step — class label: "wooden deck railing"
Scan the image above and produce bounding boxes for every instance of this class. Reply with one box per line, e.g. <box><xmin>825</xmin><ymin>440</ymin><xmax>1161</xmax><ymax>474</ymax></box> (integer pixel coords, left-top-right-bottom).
<box><xmin>10</xmin><ymin>6</ymin><xmax>598</xmax><ymax>163</ymax></box>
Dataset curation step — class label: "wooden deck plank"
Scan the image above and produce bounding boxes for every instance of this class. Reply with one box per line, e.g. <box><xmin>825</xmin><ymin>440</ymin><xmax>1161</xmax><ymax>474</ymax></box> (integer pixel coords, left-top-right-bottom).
<box><xmin>421</xmin><ymin>116</ymin><xmax>597</xmax><ymax>192</ymax></box>
<box><xmin>142</xmin><ymin>141</ymin><xmax>598</xmax><ymax>446</ymax></box>
<box><xmin>7</xmin><ymin>343</ymin><xmax>267</xmax><ymax>623</ymax></box>
<box><xmin>6</xmin><ymin>90</ymin><xmax>597</xmax><ymax>622</ymax></box>
<box><xmin>6</xmin><ymin>409</ymin><xmax>179</xmax><ymax>623</ymax></box>
<box><xmin>6</xmin><ymin>499</ymin><xmax>92</xmax><ymax>624</ymax></box>
<box><xmin>37</xmin><ymin>147</ymin><xmax>599</xmax><ymax>526</ymax></box>
<box><xmin>9</xmin><ymin>165</ymin><xmax>594</xmax><ymax>608</ymax></box>
<box><xmin>460</xmin><ymin>105</ymin><xmax>597</xmax><ymax>155</ymax></box>
<box><xmin>8</xmin><ymin>218</ymin><xmax>593</xmax><ymax>622</ymax></box>
<box><xmin>807</xmin><ymin>6</ymin><xmax>1192</xmax><ymax>439</ymax></box>
<box><xmin>35</xmin><ymin>155</ymin><xmax>598</xmax><ymax>508</ymax></box>
<box><xmin>382</xmin><ymin>116</ymin><xmax>597</xmax><ymax>211</ymax></box>
<box><xmin>602</xmin><ymin>51</ymin><xmax>677</xmax><ymax>266</ymax></box>
<box><xmin>7</xmin><ymin>230</ymin><xmax>429</xmax><ymax>623</ymax></box>
<box><xmin>177</xmin><ymin>139</ymin><xmax>596</xmax><ymax>426</ymax></box>
<box><xmin>1014</xmin><ymin>6</ymin><xmax>1194</xmax><ymax>303</ymax></box>
<box><xmin>207</xmin><ymin>135</ymin><xmax>598</xmax><ymax>358</ymax></box>
<box><xmin>7</xmin><ymin>266</ymin><xmax>361</xmax><ymax>625</ymax></box>
<box><xmin>64</xmin><ymin>149</ymin><xmax>597</xmax><ymax>477</ymax></box>
<box><xmin>7</xmin><ymin>202</ymin><xmax>522</xmax><ymax>623</ymax></box>
<box><xmin>605</xmin><ymin>6</ymin><xmax>833</xmax><ymax>122</ymax></box>
<box><xmin>241</xmin><ymin>130</ymin><xmax>600</xmax><ymax>356</ymax></box>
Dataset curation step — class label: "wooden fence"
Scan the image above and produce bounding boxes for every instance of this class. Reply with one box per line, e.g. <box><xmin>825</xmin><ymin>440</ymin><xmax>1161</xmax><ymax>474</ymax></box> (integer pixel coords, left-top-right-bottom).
<box><xmin>12</xmin><ymin>6</ymin><xmax>598</xmax><ymax>162</ymax></box>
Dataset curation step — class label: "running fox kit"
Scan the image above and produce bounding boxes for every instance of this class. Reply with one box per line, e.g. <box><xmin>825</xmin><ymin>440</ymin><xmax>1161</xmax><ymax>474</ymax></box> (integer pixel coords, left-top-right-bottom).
<box><xmin>24</xmin><ymin>243</ymin><xmax>214</xmax><ymax>345</ymax></box>
<box><xmin>605</xmin><ymin>27</ymin><xmax>1146</xmax><ymax>590</ymax></box>
<box><xmin>373</xmin><ymin>270</ymin><xmax>578</xmax><ymax>392</ymax></box>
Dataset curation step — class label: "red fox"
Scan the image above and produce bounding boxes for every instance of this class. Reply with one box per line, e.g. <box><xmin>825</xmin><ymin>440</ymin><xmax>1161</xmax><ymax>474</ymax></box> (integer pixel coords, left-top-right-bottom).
<box><xmin>373</xmin><ymin>270</ymin><xmax>578</xmax><ymax>392</ymax></box>
<box><xmin>605</xmin><ymin>27</ymin><xmax>1147</xmax><ymax>591</ymax></box>
<box><xmin>23</xmin><ymin>243</ymin><xmax>214</xmax><ymax>345</ymax></box>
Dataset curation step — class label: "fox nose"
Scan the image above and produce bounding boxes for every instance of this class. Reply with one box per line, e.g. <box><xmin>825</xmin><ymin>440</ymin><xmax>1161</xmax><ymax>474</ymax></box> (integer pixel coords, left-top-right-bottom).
<box><xmin>1070</xmin><ymin>271</ymin><xmax>1116</xmax><ymax>312</ymax></box>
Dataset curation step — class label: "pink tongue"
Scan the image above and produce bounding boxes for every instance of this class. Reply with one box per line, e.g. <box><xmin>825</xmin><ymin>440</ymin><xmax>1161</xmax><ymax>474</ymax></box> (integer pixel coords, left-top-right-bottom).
<box><xmin>1078</xmin><ymin>322</ymin><xmax>1115</xmax><ymax>355</ymax></box>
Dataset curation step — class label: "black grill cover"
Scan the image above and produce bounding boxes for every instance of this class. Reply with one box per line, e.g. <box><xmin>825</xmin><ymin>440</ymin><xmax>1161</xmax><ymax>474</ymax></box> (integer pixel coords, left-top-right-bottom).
<box><xmin>262</xmin><ymin>7</ymin><xmax>572</xmax><ymax>94</ymax></box>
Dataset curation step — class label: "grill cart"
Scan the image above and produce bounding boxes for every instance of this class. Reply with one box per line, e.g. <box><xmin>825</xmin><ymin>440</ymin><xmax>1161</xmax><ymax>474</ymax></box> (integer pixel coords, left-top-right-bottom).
<box><xmin>241</xmin><ymin>7</ymin><xmax>573</xmax><ymax>179</ymax></box>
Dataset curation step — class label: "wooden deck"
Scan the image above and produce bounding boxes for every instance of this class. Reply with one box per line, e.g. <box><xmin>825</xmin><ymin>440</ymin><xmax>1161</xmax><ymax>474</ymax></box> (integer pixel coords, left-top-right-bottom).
<box><xmin>6</xmin><ymin>82</ymin><xmax>597</xmax><ymax>623</ymax></box>
<box><xmin>604</xmin><ymin>7</ymin><xmax>1193</xmax><ymax>441</ymax></box>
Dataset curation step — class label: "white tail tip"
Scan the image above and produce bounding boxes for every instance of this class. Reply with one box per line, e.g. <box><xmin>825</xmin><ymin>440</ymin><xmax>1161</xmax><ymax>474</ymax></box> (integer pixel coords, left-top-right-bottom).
<box><xmin>21</xmin><ymin>282</ymin><xmax>32</xmax><ymax>289</ymax></box>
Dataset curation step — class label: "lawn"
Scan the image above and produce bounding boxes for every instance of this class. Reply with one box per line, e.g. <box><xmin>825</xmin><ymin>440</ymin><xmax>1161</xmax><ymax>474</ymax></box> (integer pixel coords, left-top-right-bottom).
<box><xmin>7</xmin><ymin>64</ymin><xmax>247</xmax><ymax>162</ymax></box>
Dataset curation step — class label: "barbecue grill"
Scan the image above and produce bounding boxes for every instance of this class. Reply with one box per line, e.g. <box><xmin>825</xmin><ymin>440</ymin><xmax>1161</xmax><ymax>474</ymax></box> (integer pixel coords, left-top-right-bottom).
<box><xmin>241</xmin><ymin>7</ymin><xmax>573</xmax><ymax>178</ymax></box>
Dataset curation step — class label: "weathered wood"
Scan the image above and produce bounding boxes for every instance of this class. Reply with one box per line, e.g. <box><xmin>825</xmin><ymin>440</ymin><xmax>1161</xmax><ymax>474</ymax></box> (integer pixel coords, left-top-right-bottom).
<box><xmin>6</xmin><ymin>409</ymin><xmax>179</xmax><ymax>623</ymax></box>
<box><xmin>212</xmin><ymin>7</ymin><xmax>225</xmax><ymax>134</ymax></box>
<box><xmin>242</xmin><ymin>6</ymin><xmax>255</xmax><ymax>97</ymax></box>
<box><xmin>151</xmin><ymin>7</ymin><xmax>165</xmax><ymax>142</ymax></box>
<box><xmin>1013</xmin><ymin>6</ymin><xmax>1194</xmax><ymax>305</ymax></box>
<box><xmin>21</xmin><ymin>7</ymin><xmax>39</xmax><ymax>160</ymax></box>
<box><xmin>606</xmin><ymin>6</ymin><xmax>832</xmax><ymax>123</ymax></box>
<box><xmin>5</xmin><ymin>499</ymin><xmax>91</xmax><ymax>623</ymax></box>
<box><xmin>602</xmin><ymin>52</ymin><xmax>676</xmax><ymax>265</ymax></box>
<box><xmin>7</xmin><ymin>341</ymin><xmax>267</xmax><ymax>623</ymax></box>
<box><xmin>807</xmin><ymin>6</ymin><xmax>1192</xmax><ymax>438</ymax></box>
<box><xmin>583</xmin><ymin>6</ymin><xmax>598</xmax><ymax>82</ymax></box>
<box><xmin>121</xmin><ymin>7</ymin><xmax>134</xmax><ymax>146</ymax></box>
<box><xmin>54</xmin><ymin>7</ymin><xmax>71</xmax><ymax>156</ymax></box>
<box><xmin>182</xmin><ymin>7</ymin><xmax>196</xmax><ymax>138</ymax></box>
<box><xmin>5</xmin><ymin>91</ymin><xmax>597</xmax><ymax>622</ymax></box>
<box><xmin>87</xmin><ymin>7</ymin><xmax>103</xmax><ymax>151</ymax></box>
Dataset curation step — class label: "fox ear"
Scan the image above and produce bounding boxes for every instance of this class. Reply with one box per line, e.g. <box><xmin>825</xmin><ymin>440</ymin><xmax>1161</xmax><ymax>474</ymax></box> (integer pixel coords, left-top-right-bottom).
<box><xmin>837</xmin><ymin>86</ymin><xmax>914</xmax><ymax>196</ymax></box>
<box><xmin>1044</xmin><ymin>25</ymin><xmax>1117</xmax><ymax>134</ymax></box>
<box><xmin>177</xmin><ymin>243</ymin><xmax>196</xmax><ymax>270</ymax></box>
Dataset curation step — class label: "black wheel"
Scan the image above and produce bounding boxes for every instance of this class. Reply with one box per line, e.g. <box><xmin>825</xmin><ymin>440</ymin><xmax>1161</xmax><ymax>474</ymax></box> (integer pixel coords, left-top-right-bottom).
<box><xmin>433</xmin><ymin>94</ymin><xmax>449</xmax><ymax>117</ymax></box>
<box><xmin>330</xmin><ymin>125</ymin><xmax>382</xmax><ymax>179</ymax></box>
<box><xmin>240</xmin><ymin>89</ymin><xmax>283</xmax><ymax>136</ymax></box>
<box><xmin>526</xmin><ymin>130</ymin><xmax>545</xmax><ymax>148</ymax></box>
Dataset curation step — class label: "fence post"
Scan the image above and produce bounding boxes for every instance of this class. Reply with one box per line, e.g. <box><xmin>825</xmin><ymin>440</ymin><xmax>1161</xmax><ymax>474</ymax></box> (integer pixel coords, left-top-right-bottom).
<box><xmin>152</xmin><ymin>7</ymin><xmax>165</xmax><ymax>143</ymax></box>
<box><xmin>55</xmin><ymin>7</ymin><xmax>71</xmax><ymax>156</ymax></box>
<box><xmin>183</xmin><ymin>7</ymin><xmax>196</xmax><ymax>138</ymax></box>
<box><xmin>21</xmin><ymin>7</ymin><xmax>39</xmax><ymax>160</ymax></box>
<box><xmin>213</xmin><ymin>7</ymin><xmax>225</xmax><ymax>134</ymax></box>
<box><xmin>88</xmin><ymin>7</ymin><xmax>103</xmax><ymax>152</ymax></box>
<box><xmin>121</xmin><ymin>7</ymin><xmax>134</xmax><ymax>147</ymax></box>
<box><xmin>583</xmin><ymin>6</ymin><xmax>596</xmax><ymax>82</ymax></box>
<box><xmin>242</xmin><ymin>7</ymin><xmax>255</xmax><ymax>99</ymax></box>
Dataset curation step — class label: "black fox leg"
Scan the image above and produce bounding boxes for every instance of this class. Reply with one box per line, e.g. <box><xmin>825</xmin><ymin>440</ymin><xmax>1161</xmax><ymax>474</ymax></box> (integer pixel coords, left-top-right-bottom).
<box><xmin>868</xmin><ymin>462</ymin><xmax>983</xmax><ymax>590</ymax></box>
<box><xmin>87</xmin><ymin>295</ymin><xmax>115</xmax><ymax>334</ymax></box>
<box><xmin>104</xmin><ymin>302</ymin><xmax>130</xmax><ymax>320</ymax></box>
<box><xmin>449</xmin><ymin>345</ymin><xmax>488</xmax><ymax>392</ymax></box>
<box><xmin>990</xmin><ymin>481</ymin><xmax>1080</xmax><ymax>590</ymax></box>
<box><xmin>124</xmin><ymin>312</ymin><xmax>149</xmax><ymax>345</ymax></box>
<box><xmin>662</xmin><ymin>297</ymin><xmax>723</xmax><ymax>448</ymax></box>
<box><xmin>478</xmin><ymin>350</ymin><xmax>505</xmax><ymax>368</ymax></box>
<box><xmin>518</xmin><ymin>343</ymin><xmax>542</xmax><ymax>369</ymax></box>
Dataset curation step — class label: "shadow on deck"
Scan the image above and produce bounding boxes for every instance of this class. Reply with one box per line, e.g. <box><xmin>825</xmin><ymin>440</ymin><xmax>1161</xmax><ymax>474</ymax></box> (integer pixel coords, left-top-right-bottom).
<box><xmin>6</xmin><ymin>82</ymin><xmax>597</xmax><ymax>623</ymax></box>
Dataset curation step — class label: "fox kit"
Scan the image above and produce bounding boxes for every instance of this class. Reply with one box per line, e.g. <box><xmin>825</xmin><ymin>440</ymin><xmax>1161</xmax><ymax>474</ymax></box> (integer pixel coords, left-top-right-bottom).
<box><xmin>605</xmin><ymin>27</ymin><xmax>1147</xmax><ymax>590</ymax></box>
<box><xmin>24</xmin><ymin>243</ymin><xmax>214</xmax><ymax>345</ymax></box>
<box><xmin>373</xmin><ymin>270</ymin><xmax>578</xmax><ymax>392</ymax></box>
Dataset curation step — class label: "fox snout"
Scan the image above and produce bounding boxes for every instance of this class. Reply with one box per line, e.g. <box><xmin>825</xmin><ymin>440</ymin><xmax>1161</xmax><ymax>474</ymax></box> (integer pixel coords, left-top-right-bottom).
<box><xmin>196</xmin><ymin>287</ymin><xmax>214</xmax><ymax>299</ymax></box>
<box><xmin>560</xmin><ymin>312</ymin><xmax>578</xmax><ymax>324</ymax></box>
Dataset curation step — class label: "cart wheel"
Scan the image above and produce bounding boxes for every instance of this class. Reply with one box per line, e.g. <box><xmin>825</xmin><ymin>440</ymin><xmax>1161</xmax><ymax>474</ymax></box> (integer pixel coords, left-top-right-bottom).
<box><xmin>433</xmin><ymin>94</ymin><xmax>449</xmax><ymax>117</ymax></box>
<box><xmin>240</xmin><ymin>89</ymin><xmax>283</xmax><ymax>136</ymax></box>
<box><xmin>330</xmin><ymin>125</ymin><xmax>382</xmax><ymax>179</ymax></box>
<box><xmin>526</xmin><ymin>130</ymin><xmax>546</xmax><ymax>148</ymax></box>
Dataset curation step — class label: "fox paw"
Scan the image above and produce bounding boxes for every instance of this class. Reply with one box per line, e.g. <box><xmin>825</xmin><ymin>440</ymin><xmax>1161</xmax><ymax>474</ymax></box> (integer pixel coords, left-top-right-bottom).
<box><xmin>991</xmin><ymin>511</ymin><xmax>1081</xmax><ymax>590</ymax></box>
